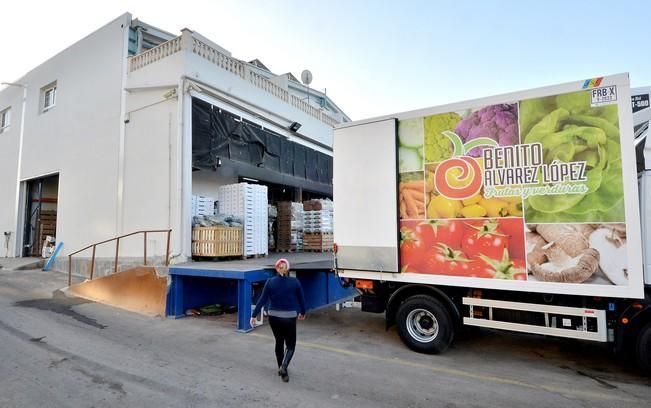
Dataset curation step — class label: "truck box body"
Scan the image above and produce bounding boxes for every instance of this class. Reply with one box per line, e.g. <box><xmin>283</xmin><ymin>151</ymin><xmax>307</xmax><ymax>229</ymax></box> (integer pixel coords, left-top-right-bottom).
<box><xmin>334</xmin><ymin>73</ymin><xmax>644</xmax><ymax>299</ymax></box>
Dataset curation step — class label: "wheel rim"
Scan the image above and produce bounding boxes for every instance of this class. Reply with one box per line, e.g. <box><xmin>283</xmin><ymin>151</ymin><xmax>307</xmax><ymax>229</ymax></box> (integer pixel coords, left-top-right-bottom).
<box><xmin>406</xmin><ymin>308</ymin><xmax>439</xmax><ymax>343</ymax></box>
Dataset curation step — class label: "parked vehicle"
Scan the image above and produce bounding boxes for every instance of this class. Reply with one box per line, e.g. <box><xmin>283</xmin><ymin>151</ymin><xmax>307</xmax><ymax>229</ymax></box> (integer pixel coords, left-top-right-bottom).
<box><xmin>333</xmin><ymin>74</ymin><xmax>651</xmax><ymax>373</ymax></box>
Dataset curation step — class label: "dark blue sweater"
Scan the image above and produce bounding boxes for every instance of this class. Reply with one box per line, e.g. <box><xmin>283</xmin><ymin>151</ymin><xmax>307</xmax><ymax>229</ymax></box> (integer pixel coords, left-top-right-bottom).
<box><xmin>252</xmin><ymin>275</ymin><xmax>306</xmax><ymax>317</ymax></box>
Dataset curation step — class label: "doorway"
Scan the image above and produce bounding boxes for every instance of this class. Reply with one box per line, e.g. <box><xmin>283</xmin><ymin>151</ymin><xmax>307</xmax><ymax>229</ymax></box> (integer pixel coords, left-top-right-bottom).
<box><xmin>22</xmin><ymin>174</ymin><xmax>59</xmax><ymax>257</ymax></box>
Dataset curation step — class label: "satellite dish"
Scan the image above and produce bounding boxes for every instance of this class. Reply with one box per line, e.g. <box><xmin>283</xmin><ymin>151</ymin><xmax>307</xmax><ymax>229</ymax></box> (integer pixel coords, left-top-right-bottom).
<box><xmin>301</xmin><ymin>70</ymin><xmax>313</xmax><ymax>86</ymax></box>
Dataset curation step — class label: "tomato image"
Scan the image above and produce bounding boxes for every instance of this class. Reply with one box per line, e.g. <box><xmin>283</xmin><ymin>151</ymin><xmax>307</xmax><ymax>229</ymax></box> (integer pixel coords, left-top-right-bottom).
<box><xmin>498</xmin><ymin>218</ymin><xmax>523</xmax><ymax>238</ymax></box>
<box><xmin>423</xmin><ymin>245</ymin><xmax>472</xmax><ymax>276</ymax></box>
<box><xmin>461</xmin><ymin>220</ymin><xmax>509</xmax><ymax>260</ymax></box>
<box><xmin>401</xmin><ymin>264</ymin><xmax>420</xmax><ymax>273</ymax></box>
<box><xmin>467</xmin><ymin>259</ymin><xmax>498</xmax><ymax>278</ymax></box>
<box><xmin>510</xmin><ymin>259</ymin><xmax>527</xmax><ymax>280</ymax></box>
<box><xmin>400</xmin><ymin>226</ymin><xmax>425</xmax><ymax>270</ymax></box>
<box><xmin>416</xmin><ymin>220</ymin><xmax>463</xmax><ymax>249</ymax></box>
<box><xmin>478</xmin><ymin>249</ymin><xmax>527</xmax><ymax>281</ymax></box>
<box><xmin>497</xmin><ymin>218</ymin><xmax>526</xmax><ymax>260</ymax></box>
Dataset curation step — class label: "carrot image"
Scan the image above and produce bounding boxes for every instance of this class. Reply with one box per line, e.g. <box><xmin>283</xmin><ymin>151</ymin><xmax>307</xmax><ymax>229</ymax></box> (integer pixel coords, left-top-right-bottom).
<box><xmin>400</xmin><ymin>181</ymin><xmax>425</xmax><ymax>192</ymax></box>
<box><xmin>399</xmin><ymin>180</ymin><xmax>425</xmax><ymax>219</ymax></box>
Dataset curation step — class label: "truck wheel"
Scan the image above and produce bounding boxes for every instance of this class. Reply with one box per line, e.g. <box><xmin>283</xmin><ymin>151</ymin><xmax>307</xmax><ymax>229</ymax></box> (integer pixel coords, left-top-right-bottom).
<box><xmin>396</xmin><ymin>295</ymin><xmax>453</xmax><ymax>354</ymax></box>
<box><xmin>636</xmin><ymin>322</ymin><xmax>651</xmax><ymax>375</ymax></box>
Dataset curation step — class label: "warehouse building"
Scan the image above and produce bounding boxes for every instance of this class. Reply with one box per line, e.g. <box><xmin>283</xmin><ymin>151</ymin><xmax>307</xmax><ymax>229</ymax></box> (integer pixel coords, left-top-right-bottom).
<box><xmin>0</xmin><ymin>13</ymin><xmax>349</xmax><ymax>270</ymax></box>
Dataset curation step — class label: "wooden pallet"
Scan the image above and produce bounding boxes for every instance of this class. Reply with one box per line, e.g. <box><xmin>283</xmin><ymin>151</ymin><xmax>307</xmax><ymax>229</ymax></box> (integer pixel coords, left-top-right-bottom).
<box><xmin>192</xmin><ymin>226</ymin><xmax>243</xmax><ymax>257</ymax></box>
<box><xmin>303</xmin><ymin>231</ymin><xmax>333</xmax><ymax>252</ymax></box>
<box><xmin>303</xmin><ymin>232</ymin><xmax>333</xmax><ymax>244</ymax></box>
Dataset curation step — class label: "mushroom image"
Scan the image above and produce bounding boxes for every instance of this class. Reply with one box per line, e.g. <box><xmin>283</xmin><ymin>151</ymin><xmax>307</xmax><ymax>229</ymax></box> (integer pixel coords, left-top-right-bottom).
<box><xmin>589</xmin><ymin>227</ymin><xmax>628</xmax><ymax>285</ymax></box>
<box><xmin>525</xmin><ymin>224</ymin><xmax>622</xmax><ymax>284</ymax></box>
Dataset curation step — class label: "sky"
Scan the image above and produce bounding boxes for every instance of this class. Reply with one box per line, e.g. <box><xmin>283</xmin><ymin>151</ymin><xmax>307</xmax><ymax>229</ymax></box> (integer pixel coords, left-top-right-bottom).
<box><xmin>1</xmin><ymin>0</ymin><xmax>650</xmax><ymax>120</ymax></box>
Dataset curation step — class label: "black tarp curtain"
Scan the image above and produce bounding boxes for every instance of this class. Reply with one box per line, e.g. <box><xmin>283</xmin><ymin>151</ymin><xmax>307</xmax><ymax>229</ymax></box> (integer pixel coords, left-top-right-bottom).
<box><xmin>192</xmin><ymin>98</ymin><xmax>333</xmax><ymax>185</ymax></box>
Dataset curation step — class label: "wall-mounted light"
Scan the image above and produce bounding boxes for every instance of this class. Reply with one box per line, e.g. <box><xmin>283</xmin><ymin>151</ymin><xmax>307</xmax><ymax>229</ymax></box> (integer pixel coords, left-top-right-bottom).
<box><xmin>163</xmin><ymin>88</ymin><xmax>177</xmax><ymax>99</ymax></box>
<box><xmin>289</xmin><ymin>122</ymin><xmax>302</xmax><ymax>132</ymax></box>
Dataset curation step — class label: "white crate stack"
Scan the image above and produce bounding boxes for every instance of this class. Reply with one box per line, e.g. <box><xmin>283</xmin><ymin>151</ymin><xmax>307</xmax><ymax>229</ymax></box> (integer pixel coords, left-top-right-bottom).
<box><xmin>216</xmin><ymin>183</ymin><xmax>268</xmax><ymax>256</ymax></box>
<box><xmin>192</xmin><ymin>195</ymin><xmax>216</xmax><ymax>216</ymax></box>
<box><xmin>304</xmin><ymin>199</ymin><xmax>334</xmax><ymax>233</ymax></box>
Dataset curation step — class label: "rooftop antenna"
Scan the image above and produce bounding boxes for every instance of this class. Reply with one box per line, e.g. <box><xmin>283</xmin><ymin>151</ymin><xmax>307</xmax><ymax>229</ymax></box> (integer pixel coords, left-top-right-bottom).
<box><xmin>301</xmin><ymin>69</ymin><xmax>313</xmax><ymax>105</ymax></box>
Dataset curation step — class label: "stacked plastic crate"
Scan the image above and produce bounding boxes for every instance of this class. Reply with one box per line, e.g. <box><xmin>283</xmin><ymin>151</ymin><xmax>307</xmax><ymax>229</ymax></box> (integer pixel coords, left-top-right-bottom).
<box><xmin>277</xmin><ymin>202</ymin><xmax>304</xmax><ymax>251</ymax></box>
<box><xmin>303</xmin><ymin>199</ymin><xmax>334</xmax><ymax>252</ymax></box>
<box><xmin>254</xmin><ymin>186</ymin><xmax>269</xmax><ymax>256</ymax></box>
<box><xmin>192</xmin><ymin>195</ymin><xmax>216</xmax><ymax>216</ymax></box>
<box><xmin>216</xmin><ymin>183</ymin><xmax>268</xmax><ymax>257</ymax></box>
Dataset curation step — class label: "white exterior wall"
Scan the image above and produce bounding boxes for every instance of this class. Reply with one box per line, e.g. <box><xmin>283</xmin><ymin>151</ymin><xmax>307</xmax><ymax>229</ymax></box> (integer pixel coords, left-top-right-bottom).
<box><xmin>121</xmin><ymin>90</ymin><xmax>179</xmax><ymax>257</ymax></box>
<box><xmin>0</xmin><ymin>85</ymin><xmax>23</xmax><ymax>257</ymax></box>
<box><xmin>0</xmin><ymin>13</ymin><xmax>132</xmax><ymax>258</ymax></box>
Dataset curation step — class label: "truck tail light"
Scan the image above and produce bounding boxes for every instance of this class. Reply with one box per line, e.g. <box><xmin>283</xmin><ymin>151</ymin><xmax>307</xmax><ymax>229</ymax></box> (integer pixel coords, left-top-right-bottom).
<box><xmin>621</xmin><ymin>317</ymin><xmax>629</xmax><ymax>325</ymax></box>
<box><xmin>333</xmin><ymin>243</ymin><xmax>338</xmax><ymax>254</ymax></box>
<box><xmin>355</xmin><ymin>279</ymin><xmax>373</xmax><ymax>290</ymax></box>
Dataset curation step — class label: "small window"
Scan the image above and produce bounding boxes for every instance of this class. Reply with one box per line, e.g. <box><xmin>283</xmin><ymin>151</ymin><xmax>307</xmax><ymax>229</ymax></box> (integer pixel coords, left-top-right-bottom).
<box><xmin>0</xmin><ymin>108</ymin><xmax>9</xmax><ymax>133</ymax></box>
<box><xmin>41</xmin><ymin>82</ymin><xmax>57</xmax><ymax>112</ymax></box>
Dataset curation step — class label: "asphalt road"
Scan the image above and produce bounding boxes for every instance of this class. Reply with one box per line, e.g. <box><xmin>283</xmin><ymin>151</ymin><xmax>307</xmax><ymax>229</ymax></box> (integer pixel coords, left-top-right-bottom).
<box><xmin>0</xmin><ymin>268</ymin><xmax>649</xmax><ymax>408</ymax></box>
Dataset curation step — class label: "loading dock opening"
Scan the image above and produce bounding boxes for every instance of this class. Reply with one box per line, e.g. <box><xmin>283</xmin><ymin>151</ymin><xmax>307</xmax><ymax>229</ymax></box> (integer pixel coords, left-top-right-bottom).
<box><xmin>22</xmin><ymin>174</ymin><xmax>59</xmax><ymax>258</ymax></box>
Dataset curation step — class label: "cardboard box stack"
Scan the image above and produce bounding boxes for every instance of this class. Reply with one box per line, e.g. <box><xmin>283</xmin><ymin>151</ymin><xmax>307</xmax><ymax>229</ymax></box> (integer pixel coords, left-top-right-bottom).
<box><xmin>216</xmin><ymin>183</ymin><xmax>268</xmax><ymax>257</ymax></box>
<box><xmin>303</xmin><ymin>199</ymin><xmax>334</xmax><ymax>252</ymax></box>
<box><xmin>277</xmin><ymin>202</ymin><xmax>304</xmax><ymax>252</ymax></box>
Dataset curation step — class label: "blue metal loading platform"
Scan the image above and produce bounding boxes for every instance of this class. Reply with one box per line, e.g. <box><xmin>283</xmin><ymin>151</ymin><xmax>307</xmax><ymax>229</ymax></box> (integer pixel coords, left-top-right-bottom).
<box><xmin>166</xmin><ymin>253</ymin><xmax>356</xmax><ymax>332</ymax></box>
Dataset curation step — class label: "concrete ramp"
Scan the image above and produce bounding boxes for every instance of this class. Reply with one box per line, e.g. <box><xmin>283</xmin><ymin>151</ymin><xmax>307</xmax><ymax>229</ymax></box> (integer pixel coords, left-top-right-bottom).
<box><xmin>66</xmin><ymin>266</ymin><xmax>167</xmax><ymax>317</ymax></box>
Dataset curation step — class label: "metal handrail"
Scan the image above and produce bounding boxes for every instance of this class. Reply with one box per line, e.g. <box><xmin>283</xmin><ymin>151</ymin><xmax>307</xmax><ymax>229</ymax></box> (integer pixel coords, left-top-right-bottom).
<box><xmin>67</xmin><ymin>229</ymin><xmax>172</xmax><ymax>286</ymax></box>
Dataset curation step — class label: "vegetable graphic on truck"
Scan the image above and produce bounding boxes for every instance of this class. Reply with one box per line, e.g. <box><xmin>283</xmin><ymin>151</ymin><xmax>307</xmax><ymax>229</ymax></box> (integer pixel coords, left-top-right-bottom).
<box><xmin>333</xmin><ymin>74</ymin><xmax>651</xmax><ymax>373</ymax></box>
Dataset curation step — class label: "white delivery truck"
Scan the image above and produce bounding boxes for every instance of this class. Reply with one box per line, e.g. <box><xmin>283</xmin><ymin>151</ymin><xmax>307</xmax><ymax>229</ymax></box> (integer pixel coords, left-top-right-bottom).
<box><xmin>333</xmin><ymin>73</ymin><xmax>651</xmax><ymax>373</ymax></box>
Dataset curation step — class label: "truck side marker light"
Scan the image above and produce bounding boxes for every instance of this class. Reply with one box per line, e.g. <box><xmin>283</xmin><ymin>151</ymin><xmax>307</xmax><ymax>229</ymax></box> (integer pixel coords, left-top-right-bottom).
<box><xmin>355</xmin><ymin>280</ymin><xmax>373</xmax><ymax>290</ymax></box>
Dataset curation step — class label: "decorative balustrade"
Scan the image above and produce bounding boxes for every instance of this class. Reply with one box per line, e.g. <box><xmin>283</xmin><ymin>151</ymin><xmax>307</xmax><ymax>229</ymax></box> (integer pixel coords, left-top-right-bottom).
<box><xmin>128</xmin><ymin>37</ymin><xmax>182</xmax><ymax>72</ymax></box>
<box><xmin>249</xmin><ymin>71</ymin><xmax>289</xmax><ymax>102</ymax></box>
<box><xmin>320</xmin><ymin>112</ymin><xmax>340</xmax><ymax>127</ymax></box>
<box><xmin>191</xmin><ymin>37</ymin><xmax>246</xmax><ymax>79</ymax></box>
<box><xmin>128</xmin><ymin>32</ymin><xmax>341</xmax><ymax>126</ymax></box>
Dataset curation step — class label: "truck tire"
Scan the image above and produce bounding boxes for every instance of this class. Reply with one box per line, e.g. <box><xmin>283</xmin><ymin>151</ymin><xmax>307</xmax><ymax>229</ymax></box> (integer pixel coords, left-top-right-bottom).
<box><xmin>636</xmin><ymin>322</ymin><xmax>651</xmax><ymax>375</ymax></box>
<box><xmin>396</xmin><ymin>295</ymin><xmax>453</xmax><ymax>354</ymax></box>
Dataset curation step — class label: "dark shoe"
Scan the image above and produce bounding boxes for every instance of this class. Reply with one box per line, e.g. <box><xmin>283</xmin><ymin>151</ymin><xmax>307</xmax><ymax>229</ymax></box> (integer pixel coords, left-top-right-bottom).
<box><xmin>280</xmin><ymin>349</ymin><xmax>294</xmax><ymax>371</ymax></box>
<box><xmin>279</xmin><ymin>348</ymin><xmax>294</xmax><ymax>383</ymax></box>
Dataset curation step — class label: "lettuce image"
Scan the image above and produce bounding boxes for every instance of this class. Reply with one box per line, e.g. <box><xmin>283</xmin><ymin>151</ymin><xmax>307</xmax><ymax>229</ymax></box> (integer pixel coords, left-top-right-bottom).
<box><xmin>521</xmin><ymin>90</ymin><xmax>624</xmax><ymax>223</ymax></box>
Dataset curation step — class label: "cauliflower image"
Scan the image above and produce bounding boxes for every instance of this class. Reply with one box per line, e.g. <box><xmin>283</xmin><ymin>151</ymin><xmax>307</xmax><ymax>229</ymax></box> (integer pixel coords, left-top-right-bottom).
<box><xmin>454</xmin><ymin>104</ymin><xmax>519</xmax><ymax>156</ymax></box>
<box><xmin>424</xmin><ymin>112</ymin><xmax>461</xmax><ymax>162</ymax></box>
